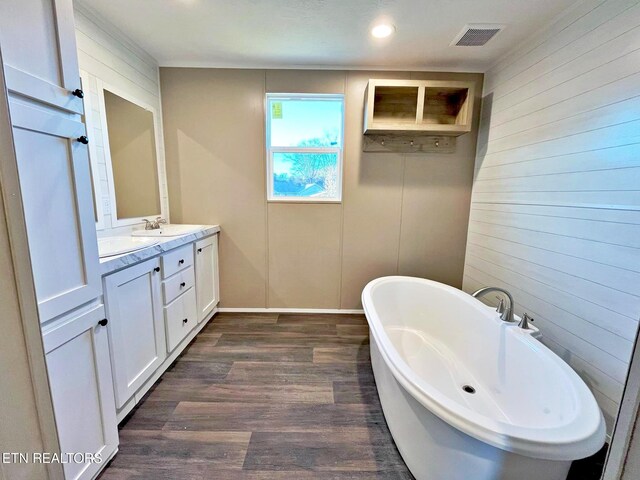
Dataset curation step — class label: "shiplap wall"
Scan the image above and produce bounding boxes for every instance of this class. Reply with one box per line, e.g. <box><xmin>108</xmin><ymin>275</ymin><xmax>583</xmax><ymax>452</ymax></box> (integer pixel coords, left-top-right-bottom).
<box><xmin>74</xmin><ymin>4</ymin><xmax>169</xmax><ymax>234</ymax></box>
<box><xmin>463</xmin><ymin>0</ymin><xmax>640</xmax><ymax>436</ymax></box>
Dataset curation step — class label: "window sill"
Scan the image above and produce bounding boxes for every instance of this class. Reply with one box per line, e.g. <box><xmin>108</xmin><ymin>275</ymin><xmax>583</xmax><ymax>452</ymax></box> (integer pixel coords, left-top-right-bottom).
<box><xmin>267</xmin><ymin>198</ymin><xmax>342</xmax><ymax>204</ymax></box>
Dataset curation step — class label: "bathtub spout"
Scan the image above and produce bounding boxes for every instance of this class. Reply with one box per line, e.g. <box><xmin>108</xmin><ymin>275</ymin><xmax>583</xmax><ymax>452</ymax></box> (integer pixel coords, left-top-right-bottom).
<box><xmin>472</xmin><ymin>286</ymin><xmax>516</xmax><ymax>323</ymax></box>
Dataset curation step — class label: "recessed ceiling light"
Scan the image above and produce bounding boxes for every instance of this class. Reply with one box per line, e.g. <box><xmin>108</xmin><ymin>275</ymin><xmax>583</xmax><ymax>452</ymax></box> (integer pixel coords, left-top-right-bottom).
<box><xmin>371</xmin><ymin>23</ymin><xmax>395</xmax><ymax>38</ymax></box>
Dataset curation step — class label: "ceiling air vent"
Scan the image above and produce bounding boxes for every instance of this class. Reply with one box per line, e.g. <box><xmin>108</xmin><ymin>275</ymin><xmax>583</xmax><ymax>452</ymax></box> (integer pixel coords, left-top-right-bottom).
<box><xmin>451</xmin><ymin>24</ymin><xmax>504</xmax><ymax>47</ymax></box>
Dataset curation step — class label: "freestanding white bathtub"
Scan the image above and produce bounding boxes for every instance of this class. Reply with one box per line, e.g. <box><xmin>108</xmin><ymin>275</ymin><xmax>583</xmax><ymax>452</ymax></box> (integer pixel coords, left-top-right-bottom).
<box><xmin>362</xmin><ymin>276</ymin><xmax>605</xmax><ymax>480</ymax></box>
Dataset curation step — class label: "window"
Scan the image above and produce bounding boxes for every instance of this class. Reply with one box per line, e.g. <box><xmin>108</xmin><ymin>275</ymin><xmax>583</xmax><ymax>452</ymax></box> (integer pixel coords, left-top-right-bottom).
<box><xmin>266</xmin><ymin>94</ymin><xmax>344</xmax><ymax>202</ymax></box>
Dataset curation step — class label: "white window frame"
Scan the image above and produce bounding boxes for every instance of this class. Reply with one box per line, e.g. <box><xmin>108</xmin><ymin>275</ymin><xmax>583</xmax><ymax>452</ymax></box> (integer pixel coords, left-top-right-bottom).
<box><xmin>266</xmin><ymin>93</ymin><xmax>344</xmax><ymax>203</ymax></box>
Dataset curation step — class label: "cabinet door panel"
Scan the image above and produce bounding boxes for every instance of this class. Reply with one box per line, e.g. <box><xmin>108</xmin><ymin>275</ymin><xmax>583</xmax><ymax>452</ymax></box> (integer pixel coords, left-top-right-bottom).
<box><xmin>104</xmin><ymin>258</ymin><xmax>165</xmax><ymax>408</ymax></box>
<box><xmin>195</xmin><ymin>235</ymin><xmax>220</xmax><ymax>322</ymax></box>
<box><xmin>44</xmin><ymin>305</ymin><xmax>118</xmax><ymax>480</ymax></box>
<box><xmin>0</xmin><ymin>0</ymin><xmax>83</xmax><ymax>113</ymax></box>
<box><xmin>10</xmin><ymin>101</ymin><xmax>101</xmax><ymax>322</ymax></box>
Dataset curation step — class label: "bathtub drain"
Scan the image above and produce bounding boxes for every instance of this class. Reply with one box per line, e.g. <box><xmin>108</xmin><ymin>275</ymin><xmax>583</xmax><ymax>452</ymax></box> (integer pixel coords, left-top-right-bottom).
<box><xmin>462</xmin><ymin>385</ymin><xmax>476</xmax><ymax>394</ymax></box>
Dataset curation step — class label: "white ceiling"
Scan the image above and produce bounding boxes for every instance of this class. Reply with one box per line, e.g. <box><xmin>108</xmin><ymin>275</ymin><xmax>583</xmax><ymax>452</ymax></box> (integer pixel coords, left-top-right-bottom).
<box><xmin>77</xmin><ymin>0</ymin><xmax>577</xmax><ymax>71</ymax></box>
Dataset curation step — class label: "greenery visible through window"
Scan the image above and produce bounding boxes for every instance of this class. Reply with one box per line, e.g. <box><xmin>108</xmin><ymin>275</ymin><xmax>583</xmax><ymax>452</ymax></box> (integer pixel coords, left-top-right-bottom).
<box><xmin>266</xmin><ymin>94</ymin><xmax>344</xmax><ymax>201</ymax></box>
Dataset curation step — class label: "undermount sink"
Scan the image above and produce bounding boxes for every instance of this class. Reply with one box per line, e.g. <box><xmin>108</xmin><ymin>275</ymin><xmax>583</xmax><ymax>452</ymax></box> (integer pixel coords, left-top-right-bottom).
<box><xmin>130</xmin><ymin>224</ymin><xmax>204</xmax><ymax>237</ymax></box>
<box><xmin>98</xmin><ymin>236</ymin><xmax>159</xmax><ymax>258</ymax></box>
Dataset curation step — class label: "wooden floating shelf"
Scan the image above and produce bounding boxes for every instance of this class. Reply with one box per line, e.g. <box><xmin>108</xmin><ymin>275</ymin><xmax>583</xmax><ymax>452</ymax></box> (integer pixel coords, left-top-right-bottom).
<box><xmin>363</xmin><ymin>79</ymin><xmax>475</xmax><ymax>137</ymax></box>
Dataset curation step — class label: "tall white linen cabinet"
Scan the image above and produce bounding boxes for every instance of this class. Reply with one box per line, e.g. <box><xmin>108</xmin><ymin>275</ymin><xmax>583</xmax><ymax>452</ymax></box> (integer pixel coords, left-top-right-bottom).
<box><xmin>0</xmin><ymin>1</ymin><xmax>119</xmax><ymax>479</ymax></box>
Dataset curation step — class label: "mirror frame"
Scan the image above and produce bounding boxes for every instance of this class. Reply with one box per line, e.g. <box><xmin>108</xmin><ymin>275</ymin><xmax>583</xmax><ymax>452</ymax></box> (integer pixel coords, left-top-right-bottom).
<box><xmin>96</xmin><ymin>78</ymin><xmax>166</xmax><ymax>228</ymax></box>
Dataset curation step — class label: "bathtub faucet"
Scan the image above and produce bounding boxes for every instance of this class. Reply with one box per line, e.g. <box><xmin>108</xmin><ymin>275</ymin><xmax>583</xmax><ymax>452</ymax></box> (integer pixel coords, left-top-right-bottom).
<box><xmin>472</xmin><ymin>287</ymin><xmax>516</xmax><ymax>323</ymax></box>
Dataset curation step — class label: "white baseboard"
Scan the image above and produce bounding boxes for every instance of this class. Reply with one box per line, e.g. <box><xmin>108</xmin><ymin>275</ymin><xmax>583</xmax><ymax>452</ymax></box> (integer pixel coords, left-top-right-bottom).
<box><xmin>217</xmin><ymin>307</ymin><xmax>364</xmax><ymax>314</ymax></box>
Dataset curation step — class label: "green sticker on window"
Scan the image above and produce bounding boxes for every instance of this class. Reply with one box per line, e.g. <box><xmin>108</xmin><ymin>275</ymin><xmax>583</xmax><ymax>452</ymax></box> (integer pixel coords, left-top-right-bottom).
<box><xmin>272</xmin><ymin>102</ymin><xmax>283</xmax><ymax>119</ymax></box>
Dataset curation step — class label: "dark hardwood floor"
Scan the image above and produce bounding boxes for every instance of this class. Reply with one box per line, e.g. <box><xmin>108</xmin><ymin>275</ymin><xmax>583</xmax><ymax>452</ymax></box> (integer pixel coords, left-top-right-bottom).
<box><xmin>98</xmin><ymin>312</ymin><xmax>605</xmax><ymax>480</ymax></box>
<box><xmin>98</xmin><ymin>313</ymin><xmax>415</xmax><ymax>479</ymax></box>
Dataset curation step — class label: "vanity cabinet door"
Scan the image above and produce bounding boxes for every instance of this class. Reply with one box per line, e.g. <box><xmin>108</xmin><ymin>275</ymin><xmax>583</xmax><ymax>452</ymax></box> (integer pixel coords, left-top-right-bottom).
<box><xmin>9</xmin><ymin>101</ymin><xmax>102</xmax><ymax>323</ymax></box>
<box><xmin>195</xmin><ymin>235</ymin><xmax>220</xmax><ymax>322</ymax></box>
<box><xmin>0</xmin><ymin>0</ymin><xmax>84</xmax><ymax>114</ymax></box>
<box><xmin>43</xmin><ymin>305</ymin><xmax>118</xmax><ymax>480</ymax></box>
<box><xmin>104</xmin><ymin>258</ymin><xmax>166</xmax><ymax>409</ymax></box>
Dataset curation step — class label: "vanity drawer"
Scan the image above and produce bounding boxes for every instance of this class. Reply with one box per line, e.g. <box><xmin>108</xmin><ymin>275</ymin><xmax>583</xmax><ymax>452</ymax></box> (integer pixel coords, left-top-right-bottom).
<box><xmin>161</xmin><ymin>244</ymin><xmax>194</xmax><ymax>279</ymax></box>
<box><xmin>164</xmin><ymin>287</ymin><xmax>197</xmax><ymax>353</ymax></box>
<box><xmin>163</xmin><ymin>266</ymin><xmax>195</xmax><ymax>305</ymax></box>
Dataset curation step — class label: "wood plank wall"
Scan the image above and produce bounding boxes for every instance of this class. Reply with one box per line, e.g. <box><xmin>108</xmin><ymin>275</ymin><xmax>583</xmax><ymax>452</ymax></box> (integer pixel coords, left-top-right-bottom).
<box><xmin>462</xmin><ymin>0</ymin><xmax>640</xmax><ymax>435</ymax></box>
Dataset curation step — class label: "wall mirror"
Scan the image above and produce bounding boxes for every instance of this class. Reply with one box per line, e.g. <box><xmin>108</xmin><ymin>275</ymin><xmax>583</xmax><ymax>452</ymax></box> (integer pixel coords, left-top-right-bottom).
<box><xmin>100</xmin><ymin>86</ymin><xmax>162</xmax><ymax>227</ymax></box>
<box><xmin>82</xmin><ymin>72</ymin><xmax>165</xmax><ymax>231</ymax></box>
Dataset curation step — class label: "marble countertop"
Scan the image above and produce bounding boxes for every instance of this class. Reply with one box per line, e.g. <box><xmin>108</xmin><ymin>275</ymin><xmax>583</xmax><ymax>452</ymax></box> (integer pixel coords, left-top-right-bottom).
<box><xmin>99</xmin><ymin>225</ymin><xmax>220</xmax><ymax>276</ymax></box>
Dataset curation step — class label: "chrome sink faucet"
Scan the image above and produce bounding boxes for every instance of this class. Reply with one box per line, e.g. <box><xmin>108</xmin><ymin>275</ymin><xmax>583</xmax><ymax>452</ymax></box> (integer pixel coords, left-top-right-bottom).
<box><xmin>142</xmin><ymin>217</ymin><xmax>167</xmax><ymax>230</ymax></box>
<box><xmin>472</xmin><ymin>286</ymin><xmax>516</xmax><ymax>323</ymax></box>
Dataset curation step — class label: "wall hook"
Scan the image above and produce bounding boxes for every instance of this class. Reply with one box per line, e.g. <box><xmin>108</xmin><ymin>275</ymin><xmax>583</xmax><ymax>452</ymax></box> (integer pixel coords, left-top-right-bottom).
<box><xmin>362</xmin><ymin>135</ymin><xmax>455</xmax><ymax>154</ymax></box>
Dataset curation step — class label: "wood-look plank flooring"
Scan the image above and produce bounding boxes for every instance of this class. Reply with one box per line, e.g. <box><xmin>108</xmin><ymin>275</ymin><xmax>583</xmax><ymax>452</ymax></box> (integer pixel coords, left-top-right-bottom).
<box><xmin>98</xmin><ymin>313</ymin><xmax>415</xmax><ymax>479</ymax></box>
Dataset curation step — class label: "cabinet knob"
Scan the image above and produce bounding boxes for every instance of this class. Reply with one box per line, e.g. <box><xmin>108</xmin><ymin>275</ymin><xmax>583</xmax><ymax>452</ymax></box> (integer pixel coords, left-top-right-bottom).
<box><xmin>180</xmin><ymin>282</ymin><xmax>186</xmax><ymax>288</ymax></box>
<box><xmin>72</xmin><ymin>88</ymin><xmax>84</xmax><ymax>98</ymax></box>
<box><xmin>154</xmin><ymin>266</ymin><xmax>160</xmax><ymax>273</ymax></box>
<box><xmin>197</xmin><ymin>248</ymin><xmax>202</xmax><ymax>253</ymax></box>
<box><xmin>178</xmin><ymin>259</ymin><xmax>185</xmax><ymax>265</ymax></box>
<box><xmin>182</xmin><ymin>318</ymin><xmax>188</xmax><ymax>324</ymax></box>
<box><xmin>76</xmin><ymin>135</ymin><xmax>89</xmax><ymax>145</ymax></box>
<box><xmin>98</xmin><ymin>318</ymin><xmax>108</xmax><ymax>327</ymax></box>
